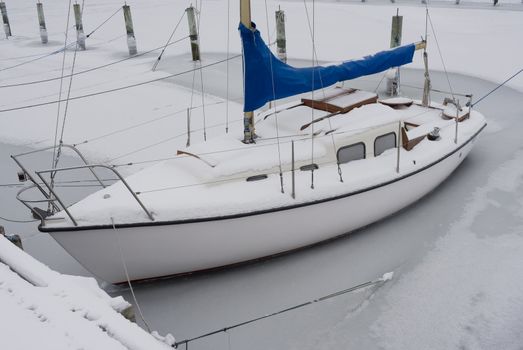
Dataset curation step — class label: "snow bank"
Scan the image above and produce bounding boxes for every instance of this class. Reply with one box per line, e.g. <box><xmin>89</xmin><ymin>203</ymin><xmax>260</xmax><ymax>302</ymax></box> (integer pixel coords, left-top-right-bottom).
<box><xmin>0</xmin><ymin>235</ymin><xmax>173</xmax><ymax>350</ymax></box>
<box><xmin>371</xmin><ymin>149</ymin><xmax>523</xmax><ymax>349</ymax></box>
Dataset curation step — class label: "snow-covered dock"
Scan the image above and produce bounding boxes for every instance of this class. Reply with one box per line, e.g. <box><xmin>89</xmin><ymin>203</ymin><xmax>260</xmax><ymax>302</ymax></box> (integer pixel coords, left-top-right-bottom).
<box><xmin>0</xmin><ymin>233</ymin><xmax>174</xmax><ymax>350</ymax></box>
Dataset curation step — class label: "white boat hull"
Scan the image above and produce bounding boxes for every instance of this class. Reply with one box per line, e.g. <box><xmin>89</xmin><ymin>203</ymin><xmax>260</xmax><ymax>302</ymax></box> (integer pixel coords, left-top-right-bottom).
<box><xmin>45</xmin><ymin>129</ymin><xmax>482</xmax><ymax>284</ymax></box>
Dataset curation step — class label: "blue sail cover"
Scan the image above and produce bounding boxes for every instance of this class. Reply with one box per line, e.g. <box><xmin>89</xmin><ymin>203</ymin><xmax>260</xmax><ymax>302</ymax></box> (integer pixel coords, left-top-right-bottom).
<box><xmin>239</xmin><ymin>22</ymin><xmax>416</xmax><ymax>112</ymax></box>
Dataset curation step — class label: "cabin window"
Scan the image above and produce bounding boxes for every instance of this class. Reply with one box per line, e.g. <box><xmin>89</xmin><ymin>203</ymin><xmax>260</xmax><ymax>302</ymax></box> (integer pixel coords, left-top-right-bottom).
<box><xmin>337</xmin><ymin>142</ymin><xmax>366</xmax><ymax>164</ymax></box>
<box><xmin>300</xmin><ymin>164</ymin><xmax>319</xmax><ymax>171</ymax></box>
<box><xmin>374</xmin><ymin>132</ymin><xmax>397</xmax><ymax>156</ymax></box>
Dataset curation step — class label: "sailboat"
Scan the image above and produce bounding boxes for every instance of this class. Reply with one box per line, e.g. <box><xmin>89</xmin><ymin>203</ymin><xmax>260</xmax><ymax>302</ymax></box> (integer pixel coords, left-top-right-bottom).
<box><xmin>14</xmin><ymin>0</ymin><xmax>486</xmax><ymax>283</ymax></box>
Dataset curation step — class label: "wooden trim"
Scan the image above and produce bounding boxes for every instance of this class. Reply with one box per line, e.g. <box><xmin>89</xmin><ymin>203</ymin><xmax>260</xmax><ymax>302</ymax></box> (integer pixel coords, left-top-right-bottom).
<box><xmin>401</xmin><ymin>127</ymin><xmax>426</xmax><ymax>151</ymax></box>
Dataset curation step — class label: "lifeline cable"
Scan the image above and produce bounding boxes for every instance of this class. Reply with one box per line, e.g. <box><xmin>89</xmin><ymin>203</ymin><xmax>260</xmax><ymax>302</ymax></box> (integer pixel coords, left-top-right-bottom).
<box><xmin>264</xmin><ymin>0</ymin><xmax>285</xmax><ymax>193</ymax></box>
<box><xmin>0</xmin><ymin>36</ymin><xmax>189</xmax><ymax>89</ymax></box>
<box><xmin>173</xmin><ymin>272</ymin><xmax>393</xmax><ymax>348</ymax></box>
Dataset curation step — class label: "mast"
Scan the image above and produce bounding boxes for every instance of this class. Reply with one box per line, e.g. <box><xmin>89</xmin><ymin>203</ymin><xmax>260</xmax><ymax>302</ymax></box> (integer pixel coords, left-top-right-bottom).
<box><xmin>240</xmin><ymin>0</ymin><xmax>256</xmax><ymax>143</ymax></box>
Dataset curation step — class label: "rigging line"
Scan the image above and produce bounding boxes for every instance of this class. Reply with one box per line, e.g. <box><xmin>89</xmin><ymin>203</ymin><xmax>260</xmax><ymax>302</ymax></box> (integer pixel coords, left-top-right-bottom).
<box><xmin>196</xmin><ymin>0</ymin><xmax>207</xmax><ymax>141</ymax></box>
<box><xmin>310</xmin><ymin>0</ymin><xmax>316</xmax><ymax>189</ymax></box>
<box><xmin>373</xmin><ymin>71</ymin><xmax>388</xmax><ymax>93</ymax></box>
<box><xmin>52</xmin><ymin>0</ymin><xmax>73</xmax><ymax>186</ymax></box>
<box><xmin>265</xmin><ymin>0</ymin><xmax>285</xmax><ymax>193</ymax></box>
<box><xmin>52</xmin><ymin>0</ymin><xmax>85</xmax><ymax>190</ymax></box>
<box><xmin>302</xmin><ymin>0</ymin><xmax>342</xmax><ymax>181</ymax></box>
<box><xmin>174</xmin><ymin>273</ymin><xmax>391</xmax><ymax>348</ymax></box>
<box><xmin>110</xmin><ymin>218</ymin><xmax>152</xmax><ymax>333</ymax></box>
<box><xmin>0</xmin><ymin>178</ymin><xmax>119</xmax><ymax>188</ymax></box>
<box><xmin>136</xmin><ymin>150</ymin><xmax>379</xmax><ymax>194</ymax></box>
<box><xmin>302</xmin><ymin>0</ymin><xmax>326</xmax><ymax>99</ymax></box>
<box><xmin>225</xmin><ymin>0</ymin><xmax>230</xmax><ymax>133</ymax></box>
<box><xmin>0</xmin><ymin>42</ymin><xmax>77</xmax><ymax>73</ymax></box>
<box><xmin>152</xmin><ymin>8</ymin><xmax>187</xmax><ymax>71</ymax></box>
<box><xmin>0</xmin><ymin>54</ymin><xmax>242</xmax><ymax>113</ymax></box>
<box><xmin>0</xmin><ymin>3</ymin><xmax>111</xmax><ymax>74</ymax></box>
<box><xmin>0</xmin><ymin>215</ymin><xmax>38</xmax><ymax>223</ymax></box>
<box><xmin>426</xmin><ymin>11</ymin><xmax>455</xmax><ymax>100</ymax></box>
<box><xmin>111</xmin><ymin>114</ymin><xmax>416</xmax><ymax>170</ymax></box>
<box><xmin>0</xmin><ymin>36</ymin><xmax>189</xmax><ymax>89</ymax></box>
<box><xmin>107</xmin><ymin>117</ymin><xmax>243</xmax><ymax>162</ymax></box>
<box><xmin>401</xmin><ymin>83</ymin><xmax>470</xmax><ymax>97</ymax></box>
<box><xmin>472</xmin><ymin>67</ymin><xmax>523</xmax><ymax>107</ymax></box>
<box><xmin>73</xmin><ymin>101</ymin><xmax>224</xmax><ymax>147</ymax></box>
<box><xmin>85</xmin><ymin>6</ymin><xmax>121</xmax><ymax>38</ymax></box>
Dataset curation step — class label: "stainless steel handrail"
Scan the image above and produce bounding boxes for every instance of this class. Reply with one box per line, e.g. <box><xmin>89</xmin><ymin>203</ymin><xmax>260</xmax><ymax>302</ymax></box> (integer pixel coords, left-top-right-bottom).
<box><xmin>11</xmin><ymin>143</ymin><xmax>106</xmax><ymax>188</ymax></box>
<box><xmin>35</xmin><ymin>164</ymin><xmax>155</xmax><ymax>225</ymax></box>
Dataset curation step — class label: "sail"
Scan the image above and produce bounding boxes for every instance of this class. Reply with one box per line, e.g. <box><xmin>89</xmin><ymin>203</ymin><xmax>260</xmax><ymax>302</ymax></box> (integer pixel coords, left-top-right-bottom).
<box><xmin>239</xmin><ymin>22</ymin><xmax>416</xmax><ymax>112</ymax></box>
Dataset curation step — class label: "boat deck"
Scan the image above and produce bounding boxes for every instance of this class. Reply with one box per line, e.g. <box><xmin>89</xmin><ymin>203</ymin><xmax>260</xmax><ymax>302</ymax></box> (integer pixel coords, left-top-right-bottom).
<box><xmin>42</xmin><ymin>94</ymin><xmax>486</xmax><ymax>228</ymax></box>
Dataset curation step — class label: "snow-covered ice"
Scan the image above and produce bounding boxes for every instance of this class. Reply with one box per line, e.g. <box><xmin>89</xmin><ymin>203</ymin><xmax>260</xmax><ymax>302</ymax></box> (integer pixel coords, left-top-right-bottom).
<box><xmin>0</xmin><ymin>235</ymin><xmax>173</xmax><ymax>350</ymax></box>
<box><xmin>1</xmin><ymin>0</ymin><xmax>523</xmax><ymax>349</ymax></box>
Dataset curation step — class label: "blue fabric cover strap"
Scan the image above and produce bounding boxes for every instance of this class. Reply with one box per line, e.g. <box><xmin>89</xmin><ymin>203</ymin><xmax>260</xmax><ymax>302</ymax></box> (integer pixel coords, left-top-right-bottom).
<box><xmin>239</xmin><ymin>22</ymin><xmax>416</xmax><ymax>112</ymax></box>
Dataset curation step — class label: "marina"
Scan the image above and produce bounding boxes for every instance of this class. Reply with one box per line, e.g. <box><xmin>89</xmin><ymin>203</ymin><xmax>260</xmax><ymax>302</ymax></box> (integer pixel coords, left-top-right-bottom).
<box><xmin>1</xmin><ymin>0</ymin><xmax>523</xmax><ymax>348</ymax></box>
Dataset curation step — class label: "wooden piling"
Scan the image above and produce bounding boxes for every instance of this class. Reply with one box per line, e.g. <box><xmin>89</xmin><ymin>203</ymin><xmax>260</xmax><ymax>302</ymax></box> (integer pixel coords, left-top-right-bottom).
<box><xmin>186</xmin><ymin>6</ymin><xmax>200</xmax><ymax>61</ymax></box>
<box><xmin>0</xmin><ymin>2</ymin><xmax>12</xmax><ymax>38</ymax></box>
<box><xmin>275</xmin><ymin>8</ymin><xmax>287</xmax><ymax>63</ymax></box>
<box><xmin>73</xmin><ymin>3</ymin><xmax>86</xmax><ymax>50</ymax></box>
<box><xmin>37</xmin><ymin>2</ymin><xmax>48</xmax><ymax>44</ymax></box>
<box><xmin>388</xmin><ymin>11</ymin><xmax>403</xmax><ymax>96</ymax></box>
<box><xmin>123</xmin><ymin>5</ymin><xmax>137</xmax><ymax>55</ymax></box>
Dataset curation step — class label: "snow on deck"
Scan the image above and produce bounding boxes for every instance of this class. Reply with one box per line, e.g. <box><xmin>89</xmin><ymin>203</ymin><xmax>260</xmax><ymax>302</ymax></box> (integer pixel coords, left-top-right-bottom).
<box><xmin>0</xmin><ymin>235</ymin><xmax>173</xmax><ymax>350</ymax></box>
<box><xmin>45</xmin><ymin>103</ymin><xmax>486</xmax><ymax>227</ymax></box>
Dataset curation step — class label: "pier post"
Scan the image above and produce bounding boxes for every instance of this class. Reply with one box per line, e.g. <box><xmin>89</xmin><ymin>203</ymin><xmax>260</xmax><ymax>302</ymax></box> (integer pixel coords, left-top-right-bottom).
<box><xmin>387</xmin><ymin>10</ymin><xmax>402</xmax><ymax>96</ymax></box>
<box><xmin>37</xmin><ymin>2</ymin><xmax>48</xmax><ymax>44</ymax></box>
<box><xmin>0</xmin><ymin>226</ymin><xmax>23</xmax><ymax>250</ymax></box>
<box><xmin>186</xmin><ymin>6</ymin><xmax>200</xmax><ymax>61</ymax></box>
<box><xmin>275</xmin><ymin>8</ymin><xmax>287</xmax><ymax>63</ymax></box>
<box><xmin>73</xmin><ymin>3</ymin><xmax>86</xmax><ymax>50</ymax></box>
<box><xmin>122</xmin><ymin>4</ymin><xmax>137</xmax><ymax>55</ymax></box>
<box><xmin>186</xmin><ymin>108</ymin><xmax>191</xmax><ymax>147</ymax></box>
<box><xmin>0</xmin><ymin>2</ymin><xmax>12</xmax><ymax>38</ymax></box>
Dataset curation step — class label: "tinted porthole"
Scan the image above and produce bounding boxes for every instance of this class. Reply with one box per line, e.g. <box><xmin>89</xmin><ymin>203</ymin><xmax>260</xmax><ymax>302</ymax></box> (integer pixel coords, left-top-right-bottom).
<box><xmin>300</xmin><ymin>163</ymin><xmax>319</xmax><ymax>171</ymax></box>
<box><xmin>374</xmin><ymin>132</ymin><xmax>396</xmax><ymax>156</ymax></box>
<box><xmin>337</xmin><ymin>143</ymin><xmax>365</xmax><ymax>164</ymax></box>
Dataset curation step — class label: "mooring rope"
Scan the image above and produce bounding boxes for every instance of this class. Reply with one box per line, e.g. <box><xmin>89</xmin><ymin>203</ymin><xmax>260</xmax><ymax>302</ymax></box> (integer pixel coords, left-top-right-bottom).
<box><xmin>152</xmin><ymin>8</ymin><xmax>188</xmax><ymax>71</ymax></box>
<box><xmin>51</xmin><ymin>0</ymin><xmax>74</xmax><ymax>198</ymax></box>
<box><xmin>225</xmin><ymin>0</ymin><xmax>231</xmax><ymax>133</ymax></box>
<box><xmin>0</xmin><ymin>5</ymin><xmax>121</xmax><ymax>74</ymax></box>
<box><xmin>0</xmin><ymin>215</ymin><xmax>38</xmax><ymax>223</ymax></box>
<box><xmin>0</xmin><ymin>55</ymin><xmax>242</xmax><ymax>113</ymax></box>
<box><xmin>173</xmin><ymin>272</ymin><xmax>393</xmax><ymax>349</ymax></box>
<box><xmin>472</xmin><ymin>67</ymin><xmax>523</xmax><ymax>107</ymax></box>
<box><xmin>265</xmin><ymin>0</ymin><xmax>285</xmax><ymax>194</ymax></box>
<box><xmin>0</xmin><ymin>37</ymin><xmax>189</xmax><ymax>89</ymax></box>
<box><xmin>85</xmin><ymin>6</ymin><xmax>122</xmax><ymax>39</ymax></box>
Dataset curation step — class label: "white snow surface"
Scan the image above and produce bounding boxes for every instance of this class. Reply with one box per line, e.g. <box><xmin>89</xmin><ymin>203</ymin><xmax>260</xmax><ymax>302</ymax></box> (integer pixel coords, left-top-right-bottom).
<box><xmin>0</xmin><ymin>235</ymin><xmax>172</xmax><ymax>350</ymax></box>
<box><xmin>372</xmin><ymin>149</ymin><xmax>523</xmax><ymax>349</ymax></box>
<box><xmin>1</xmin><ymin>0</ymin><xmax>523</xmax><ymax>348</ymax></box>
<box><xmin>0</xmin><ymin>0</ymin><xmax>522</xmax><ymax>168</ymax></box>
